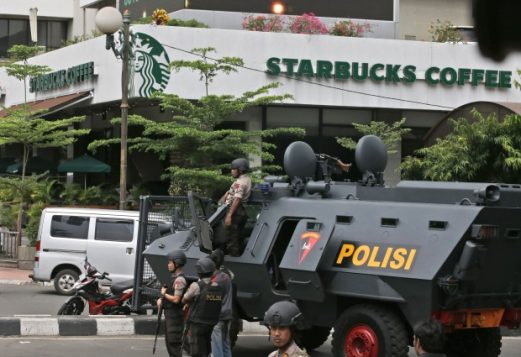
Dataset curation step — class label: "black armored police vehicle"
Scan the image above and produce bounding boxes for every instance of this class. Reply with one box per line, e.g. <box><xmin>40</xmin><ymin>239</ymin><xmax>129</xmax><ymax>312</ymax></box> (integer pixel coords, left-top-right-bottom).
<box><xmin>132</xmin><ymin>135</ymin><xmax>521</xmax><ymax>357</ymax></box>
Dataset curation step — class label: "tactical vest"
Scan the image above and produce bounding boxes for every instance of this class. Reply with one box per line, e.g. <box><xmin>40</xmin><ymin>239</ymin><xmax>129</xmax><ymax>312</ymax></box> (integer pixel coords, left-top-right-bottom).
<box><xmin>188</xmin><ymin>280</ymin><xmax>223</xmax><ymax>326</ymax></box>
<box><xmin>163</xmin><ymin>274</ymin><xmax>186</xmax><ymax>310</ymax></box>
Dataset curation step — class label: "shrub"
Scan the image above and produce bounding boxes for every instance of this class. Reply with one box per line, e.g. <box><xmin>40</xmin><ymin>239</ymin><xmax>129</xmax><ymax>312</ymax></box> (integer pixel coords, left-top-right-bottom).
<box><xmin>288</xmin><ymin>13</ymin><xmax>328</xmax><ymax>35</ymax></box>
<box><xmin>429</xmin><ymin>19</ymin><xmax>463</xmax><ymax>43</ymax></box>
<box><xmin>167</xmin><ymin>18</ymin><xmax>208</xmax><ymax>28</ymax></box>
<box><xmin>329</xmin><ymin>20</ymin><xmax>373</xmax><ymax>37</ymax></box>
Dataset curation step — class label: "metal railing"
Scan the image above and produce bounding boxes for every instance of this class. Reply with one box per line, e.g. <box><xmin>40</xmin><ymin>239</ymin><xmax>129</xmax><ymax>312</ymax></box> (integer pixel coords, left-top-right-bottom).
<box><xmin>0</xmin><ymin>231</ymin><xmax>18</xmax><ymax>259</ymax></box>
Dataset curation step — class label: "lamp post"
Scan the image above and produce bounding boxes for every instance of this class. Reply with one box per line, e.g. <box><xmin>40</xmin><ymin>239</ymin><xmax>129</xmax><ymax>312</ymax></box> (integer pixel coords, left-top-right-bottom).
<box><xmin>95</xmin><ymin>7</ymin><xmax>133</xmax><ymax>210</ymax></box>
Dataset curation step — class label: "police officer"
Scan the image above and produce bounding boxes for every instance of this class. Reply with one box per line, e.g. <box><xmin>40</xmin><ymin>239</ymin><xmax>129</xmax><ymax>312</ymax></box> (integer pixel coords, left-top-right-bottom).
<box><xmin>413</xmin><ymin>320</ymin><xmax>447</xmax><ymax>356</ymax></box>
<box><xmin>263</xmin><ymin>301</ymin><xmax>309</xmax><ymax>357</ymax></box>
<box><xmin>158</xmin><ymin>250</ymin><xmax>187</xmax><ymax>357</ymax></box>
<box><xmin>183</xmin><ymin>257</ymin><xmax>223</xmax><ymax>357</ymax></box>
<box><xmin>209</xmin><ymin>249</ymin><xmax>233</xmax><ymax>357</ymax></box>
<box><xmin>220</xmin><ymin>158</ymin><xmax>252</xmax><ymax>256</ymax></box>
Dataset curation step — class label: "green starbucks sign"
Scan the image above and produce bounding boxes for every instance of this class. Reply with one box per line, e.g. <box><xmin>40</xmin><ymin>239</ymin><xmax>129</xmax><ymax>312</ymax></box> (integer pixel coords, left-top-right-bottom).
<box><xmin>30</xmin><ymin>62</ymin><xmax>95</xmax><ymax>93</ymax></box>
<box><xmin>266</xmin><ymin>57</ymin><xmax>512</xmax><ymax>88</ymax></box>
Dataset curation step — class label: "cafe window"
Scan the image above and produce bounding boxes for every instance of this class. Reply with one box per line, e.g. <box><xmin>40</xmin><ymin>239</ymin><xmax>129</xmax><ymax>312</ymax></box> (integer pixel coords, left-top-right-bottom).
<box><xmin>0</xmin><ymin>18</ymin><xmax>68</xmax><ymax>57</ymax></box>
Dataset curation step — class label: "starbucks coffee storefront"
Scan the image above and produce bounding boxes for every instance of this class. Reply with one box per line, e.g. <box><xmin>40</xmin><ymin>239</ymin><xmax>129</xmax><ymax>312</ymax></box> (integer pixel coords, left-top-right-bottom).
<box><xmin>1</xmin><ymin>25</ymin><xmax>521</xmax><ymax>186</ymax></box>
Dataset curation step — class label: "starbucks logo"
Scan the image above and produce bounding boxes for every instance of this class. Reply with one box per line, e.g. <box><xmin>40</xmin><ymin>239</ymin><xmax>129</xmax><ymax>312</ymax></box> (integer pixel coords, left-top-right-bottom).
<box><xmin>129</xmin><ymin>32</ymin><xmax>170</xmax><ymax>97</ymax></box>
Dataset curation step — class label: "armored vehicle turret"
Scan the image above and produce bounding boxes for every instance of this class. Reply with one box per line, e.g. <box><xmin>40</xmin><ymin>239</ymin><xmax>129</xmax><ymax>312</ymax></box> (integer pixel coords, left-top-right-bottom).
<box><xmin>133</xmin><ymin>135</ymin><xmax>521</xmax><ymax>357</ymax></box>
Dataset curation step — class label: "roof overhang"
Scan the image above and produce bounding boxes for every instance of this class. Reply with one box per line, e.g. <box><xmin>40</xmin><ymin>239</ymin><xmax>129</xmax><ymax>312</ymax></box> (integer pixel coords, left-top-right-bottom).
<box><xmin>0</xmin><ymin>91</ymin><xmax>93</xmax><ymax>118</ymax></box>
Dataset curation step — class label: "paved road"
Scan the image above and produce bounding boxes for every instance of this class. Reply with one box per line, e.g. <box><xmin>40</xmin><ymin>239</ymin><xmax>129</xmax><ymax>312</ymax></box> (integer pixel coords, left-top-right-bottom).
<box><xmin>1</xmin><ymin>335</ymin><xmax>521</xmax><ymax>357</ymax></box>
<box><xmin>0</xmin><ymin>283</ymin><xmax>66</xmax><ymax>316</ymax></box>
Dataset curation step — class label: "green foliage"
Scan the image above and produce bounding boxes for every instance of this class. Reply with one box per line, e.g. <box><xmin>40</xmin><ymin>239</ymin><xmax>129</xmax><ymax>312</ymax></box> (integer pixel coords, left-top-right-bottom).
<box><xmin>61</xmin><ymin>30</ymin><xmax>102</xmax><ymax>47</ymax></box>
<box><xmin>89</xmin><ymin>47</ymin><xmax>303</xmax><ymax>199</ymax></box>
<box><xmin>58</xmin><ymin>183</ymin><xmax>118</xmax><ymax>207</ymax></box>
<box><xmin>167</xmin><ymin>18</ymin><xmax>208</xmax><ymax>28</ymax></box>
<box><xmin>25</xmin><ymin>201</ymin><xmax>45</xmax><ymax>245</ymax></box>
<box><xmin>2</xmin><ymin>45</ymin><xmax>52</xmax><ymax>103</ymax></box>
<box><xmin>169</xmin><ymin>47</ymin><xmax>245</xmax><ymax>96</ymax></box>
<box><xmin>0</xmin><ymin>204</ymin><xmax>17</xmax><ymax>230</ymax></box>
<box><xmin>429</xmin><ymin>19</ymin><xmax>463</xmax><ymax>43</ymax></box>
<box><xmin>336</xmin><ymin>118</ymin><xmax>411</xmax><ymax>155</ymax></box>
<box><xmin>401</xmin><ymin>110</ymin><xmax>521</xmax><ymax>182</ymax></box>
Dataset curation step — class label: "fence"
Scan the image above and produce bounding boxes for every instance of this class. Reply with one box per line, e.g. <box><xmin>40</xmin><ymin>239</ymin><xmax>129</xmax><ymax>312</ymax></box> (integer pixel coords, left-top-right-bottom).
<box><xmin>0</xmin><ymin>231</ymin><xmax>18</xmax><ymax>259</ymax></box>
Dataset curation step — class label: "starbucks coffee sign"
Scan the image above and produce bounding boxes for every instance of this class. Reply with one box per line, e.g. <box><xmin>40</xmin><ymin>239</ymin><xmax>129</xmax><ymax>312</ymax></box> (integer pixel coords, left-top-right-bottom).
<box><xmin>29</xmin><ymin>62</ymin><xmax>95</xmax><ymax>93</ymax></box>
<box><xmin>266</xmin><ymin>57</ymin><xmax>512</xmax><ymax>88</ymax></box>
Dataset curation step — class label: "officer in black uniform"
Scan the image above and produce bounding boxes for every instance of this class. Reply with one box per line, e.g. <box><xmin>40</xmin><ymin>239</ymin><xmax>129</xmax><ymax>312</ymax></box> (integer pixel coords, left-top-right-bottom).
<box><xmin>158</xmin><ymin>250</ymin><xmax>187</xmax><ymax>357</ymax></box>
<box><xmin>183</xmin><ymin>257</ymin><xmax>223</xmax><ymax>357</ymax></box>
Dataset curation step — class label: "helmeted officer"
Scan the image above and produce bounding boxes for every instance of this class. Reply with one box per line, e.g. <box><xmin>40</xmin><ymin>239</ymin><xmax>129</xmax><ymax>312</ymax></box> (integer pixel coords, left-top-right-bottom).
<box><xmin>263</xmin><ymin>301</ymin><xmax>309</xmax><ymax>357</ymax></box>
<box><xmin>183</xmin><ymin>257</ymin><xmax>223</xmax><ymax>357</ymax></box>
<box><xmin>219</xmin><ymin>158</ymin><xmax>252</xmax><ymax>256</ymax></box>
<box><xmin>158</xmin><ymin>250</ymin><xmax>187</xmax><ymax>357</ymax></box>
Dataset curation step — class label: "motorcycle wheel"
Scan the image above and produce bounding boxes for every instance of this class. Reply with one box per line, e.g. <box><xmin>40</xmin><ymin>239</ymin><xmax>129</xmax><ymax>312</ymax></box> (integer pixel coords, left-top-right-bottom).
<box><xmin>57</xmin><ymin>296</ymin><xmax>85</xmax><ymax>315</ymax></box>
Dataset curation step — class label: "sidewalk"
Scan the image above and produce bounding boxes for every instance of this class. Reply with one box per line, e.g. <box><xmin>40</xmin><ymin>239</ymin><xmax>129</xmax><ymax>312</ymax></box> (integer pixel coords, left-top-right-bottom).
<box><xmin>0</xmin><ymin>266</ymin><xmax>33</xmax><ymax>285</ymax></box>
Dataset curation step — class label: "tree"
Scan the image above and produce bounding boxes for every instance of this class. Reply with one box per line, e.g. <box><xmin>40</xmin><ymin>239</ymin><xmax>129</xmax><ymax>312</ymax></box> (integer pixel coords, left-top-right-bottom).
<box><xmin>336</xmin><ymin>118</ymin><xmax>411</xmax><ymax>155</ymax></box>
<box><xmin>0</xmin><ymin>105</ymin><xmax>89</xmax><ymax>245</ymax></box>
<box><xmin>89</xmin><ymin>47</ymin><xmax>304</xmax><ymax>198</ymax></box>
<box><xmin>401</xmin><ymin>109</ymin><xmax>521</xmax><ymax>182</ymax></box>
<box><xmin>2</xmin><ymin>45</ymin><xmax>52</xmax><ymax>103</ymax></box>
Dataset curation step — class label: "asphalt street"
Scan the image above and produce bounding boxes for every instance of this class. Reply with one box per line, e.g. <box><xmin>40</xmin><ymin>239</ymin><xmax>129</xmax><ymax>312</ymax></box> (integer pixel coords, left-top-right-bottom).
<box><xmin>0</xmin><ymin>283</ymin><xmax>70</xmax><ymax>316</ymax></box>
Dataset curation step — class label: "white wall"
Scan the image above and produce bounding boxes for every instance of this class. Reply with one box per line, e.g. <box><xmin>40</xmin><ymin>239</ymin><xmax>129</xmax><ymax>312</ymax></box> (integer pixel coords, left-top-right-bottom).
<box><xmin>2</xmin><ymin>25</ymin><xmax>521</xmax><ymax>110</ymax></box>
<box><xmin>1</xmin><ymin>0</ymin><xmax>74</xmax><ymax>18</ymax></box>
<box><xmin>399</xmin><ymin>0</ymin><xmax>472</xmax><ymax>41</ymax></box>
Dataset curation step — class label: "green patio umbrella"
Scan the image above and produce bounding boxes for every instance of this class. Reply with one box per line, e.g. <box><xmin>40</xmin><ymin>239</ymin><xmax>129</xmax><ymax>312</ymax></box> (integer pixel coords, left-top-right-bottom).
<box><xmin>58</xmin><ymin>154</ymin><xmax>111</xmax><ymax>189</ymax></box>
<box><xmin>6</xmin><ymin>156</ymin><xmax>55</xmax><ymax>174</ymax></box>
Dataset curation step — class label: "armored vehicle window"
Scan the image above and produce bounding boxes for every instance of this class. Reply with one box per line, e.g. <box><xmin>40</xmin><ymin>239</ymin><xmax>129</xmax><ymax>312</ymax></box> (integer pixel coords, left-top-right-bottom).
<box><xmin>336</xmin><ymin>215</ymin><xmax>353</xmax><ymax>224</ymax></box>
<box><xmin>94</xmin><ymin>219</ymin><xmax>134</xmax><ymax>242</ymax></box>
<box><xmin>429</xmin><ymin>220</ymin><xmax>448</xmax><ymax>230</ymax></box>
<box><xmin>381</xmin><ymin>218</ymin><xmax>399</xmax><ymax>227</ymax></box>
<box><xmin>50</xmin><ymin>215</ymin><xmax>89</xmax><ymax>239</ymax></box>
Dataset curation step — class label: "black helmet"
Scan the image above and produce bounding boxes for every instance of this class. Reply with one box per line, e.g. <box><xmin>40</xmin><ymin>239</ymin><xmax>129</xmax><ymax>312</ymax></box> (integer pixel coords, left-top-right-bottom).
<box><xmin>209</xmin><ymin>249</ymin><xmax>224</xmax><ymax>269</ymax></box>
<box><xmin>196</xmin><ymin>257</ymin><xmax>216</xmax><ymax>275</ymax></box>
<box><xmin>263</xmin><ymin>301</ymin><xmax>303</xmax><ymax>328</ymax></box>
<box><xmin>167</xmin><ymin>250</ymin><xmax>187</xmax><ymax>267</ymax></box>
<box><xmin>231</xmin><ymin>158</ymin><xmax>249</xmax><ymax>173</ymax></box>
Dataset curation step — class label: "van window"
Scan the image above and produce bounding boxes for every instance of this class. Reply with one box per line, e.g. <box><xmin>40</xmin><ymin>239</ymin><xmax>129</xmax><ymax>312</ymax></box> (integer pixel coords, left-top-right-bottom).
<box><xmin>50</xmin><ymin>215</ymin><xmax>89</xmax><ymax>239</ymax></box>
<box><xmin>95</xmin><ymin>218</ymin><xmax>134</xmax><ymax>242</ymax></box>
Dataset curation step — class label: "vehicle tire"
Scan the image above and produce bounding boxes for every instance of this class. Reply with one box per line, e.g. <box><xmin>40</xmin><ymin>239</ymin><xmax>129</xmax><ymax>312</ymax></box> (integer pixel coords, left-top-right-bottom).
<box><xmin>445</xmin><ymin>327</ymin><xmax>501</xmax><ymax>357</ymax></box>
<box><xmin>296</xmin><ymin>326</ymin><xmax>331</xmax><ymax>351</ymax></box>
<box><xmin>54</xmin><ymin>269</ymin><xmax>79</xmax><ymax>295</ymax></box>
<box><xmin>57</xmin><ymin>296</ymin><xmax>85</xmax><ymax>315</ymax></box>
<box><xmin>331</xmin><ymin>304</ymin><xmax>409</xmax><ymax>357</ymax></box>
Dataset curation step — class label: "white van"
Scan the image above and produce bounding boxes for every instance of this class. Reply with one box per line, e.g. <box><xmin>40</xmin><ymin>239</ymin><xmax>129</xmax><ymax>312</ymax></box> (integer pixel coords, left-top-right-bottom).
<box><xmin>31</xmin><ymin>207</ymin><xmax>140</xmax><ymax>295</ymax></box>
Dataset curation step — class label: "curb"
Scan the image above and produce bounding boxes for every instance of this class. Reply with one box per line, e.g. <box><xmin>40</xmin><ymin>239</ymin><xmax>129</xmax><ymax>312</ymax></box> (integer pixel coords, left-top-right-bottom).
<box><xmin>0</xmin><ymin>316</ymin><xmax>268</xmax><ymax>337</ymax></box>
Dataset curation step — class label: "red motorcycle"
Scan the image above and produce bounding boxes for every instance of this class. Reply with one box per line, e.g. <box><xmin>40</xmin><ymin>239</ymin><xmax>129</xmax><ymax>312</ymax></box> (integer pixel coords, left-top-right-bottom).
<box><xmin>57</xmin><ymin>258</ymin><xmax>136</xmax><ymax>315</ymax></box>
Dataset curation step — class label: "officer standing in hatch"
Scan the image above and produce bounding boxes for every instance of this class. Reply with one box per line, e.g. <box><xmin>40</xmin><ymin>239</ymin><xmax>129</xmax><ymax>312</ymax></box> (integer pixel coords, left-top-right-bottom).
<box><xmin>157</xmin><ymin>250</ymin><xmax>187</xmax><ymax>357</ymax></box>
<box><xmin>263</xmin><ymin>301</ymin><xmax>309</xmax><ymax>357</ymax></box>
<box><xmin>219</xmin><ymin>158</ymin><xmax>252</xmax><ymax>256</ymax></box>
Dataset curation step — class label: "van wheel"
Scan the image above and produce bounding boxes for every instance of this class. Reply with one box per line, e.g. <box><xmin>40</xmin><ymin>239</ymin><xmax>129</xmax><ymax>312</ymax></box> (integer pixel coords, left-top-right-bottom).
<box><xmin>54</xmin><ymin>269</ymin><xmax>79</xmax><ymax>295</ymax></box>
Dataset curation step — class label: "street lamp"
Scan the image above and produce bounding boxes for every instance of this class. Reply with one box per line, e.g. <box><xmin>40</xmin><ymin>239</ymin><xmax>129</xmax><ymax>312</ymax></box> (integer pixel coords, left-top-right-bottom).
<box><xmin>95</xmin><ymin>7</ymin><xmax>133</xmax><ymax>210</ymax></box>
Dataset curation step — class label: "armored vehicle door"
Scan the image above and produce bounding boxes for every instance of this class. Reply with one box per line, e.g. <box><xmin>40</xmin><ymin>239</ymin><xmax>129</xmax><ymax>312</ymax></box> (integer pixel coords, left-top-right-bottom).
<box><xmin>187</xmin><ymin>192</ymin><xmax>213</xmax><ymax>253</ymax></box>
<box><xmin>279</xmin><ymin>219</ymin><xmax>334</xmax><ymax>302</ymax></box>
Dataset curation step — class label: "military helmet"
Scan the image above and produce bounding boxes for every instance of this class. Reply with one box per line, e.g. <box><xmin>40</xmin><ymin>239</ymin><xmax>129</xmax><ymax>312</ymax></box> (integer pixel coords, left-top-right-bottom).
<box><xmin>263</xmin><ymin>301</ymin><xmax>303</xmax><ymax>328</ymax></box>
<box><xmin>196</xmin><ymin>257</ymin><xmax>216</xmax><ymax>275</ymax></box>
<box><xmin>167</xmin><ymin>250</ymin><xmax>187</xmax><ymax>267</ymax></box>
<box><xmin>231</xmin><ymin>158</ymin><xmax>249</xmax><ymax>173</ymax></box>
<box><xmin>209</xmin><ymin>249</ymin><xmax>225</xmax><ymax>269</ymax></box>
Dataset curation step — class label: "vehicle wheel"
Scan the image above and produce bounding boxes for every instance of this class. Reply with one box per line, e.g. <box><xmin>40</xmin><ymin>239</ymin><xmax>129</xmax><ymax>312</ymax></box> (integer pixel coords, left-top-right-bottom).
<box><xmin>445</xmin><ymin>328</ymin><xmax>501</xmax><ymax>357</ymax></box>
<box><xmin>331</xmin><ymin>304</ymin><xmax>408</xmax><ymax>357</ymax></box>
<box><xmin>54</xmin><ymin>269</ymin><xmax>79</xmax><ymax>295</ymax></box>
<box><xmin>57</xmin><ymin>296</ymin><xmax>85</xmax><ymax>315</ymax></box>
<box><xmin>296</xmin><ymin>326</ymin><xmax>331</xmax><ymax>351</ymax></box>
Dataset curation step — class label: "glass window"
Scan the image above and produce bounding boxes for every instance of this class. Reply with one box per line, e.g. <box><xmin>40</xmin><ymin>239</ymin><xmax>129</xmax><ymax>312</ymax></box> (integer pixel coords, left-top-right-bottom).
<box><xmin>47</xmin><ymin>21</ymin><xmax>67</xmax><ymax>49</ymax></box>
<box><xmin>266</xmin><ymin>107</ymin><xmax>319</xmax><ymax>136</ymax></box>
<box><xmin>95</xmin><ymin>219</ymin><xmax>134</xmax><ymax>242</ymax></box>
<box><xmin>37</xmin><ymin>21</ymin><xmax>48</xmax><ymax>48</ymax></box>
<box><xmin>0</xmin><ymin>20</ymin><xmax>8</xmax><ymax>57</ymax></box>
<box><xmin>50</xmin><ymin>215</ymin><xmax>89</xmax><ymax>239</ymax></box>
<box><xmin>8</xmin><ymin>20</ymin><xmax>29</xmax><ymax>50</ymax></box>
